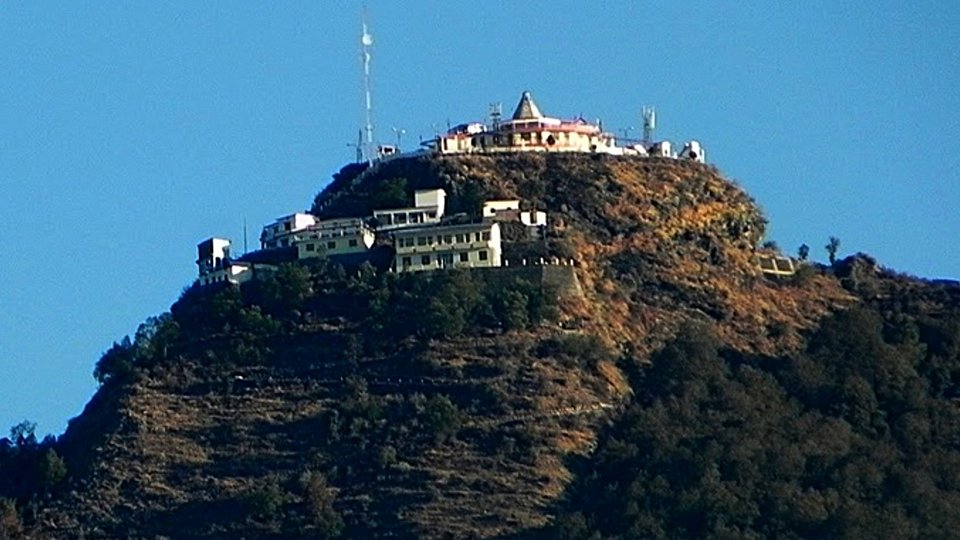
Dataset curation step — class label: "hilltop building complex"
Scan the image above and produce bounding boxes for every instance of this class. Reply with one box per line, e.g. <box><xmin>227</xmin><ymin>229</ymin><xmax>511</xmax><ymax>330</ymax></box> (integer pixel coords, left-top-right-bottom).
<box><xmin>430</xmin><ymin>91</ymin><xmax>706</xmax><ymax>163</ymax></box>
<box><xmin>194</xmin><ymin>91</ymin><xmax>717</xmax><ymax>286</ymax></box>
<box><xmin>196</xmin><ymin>187</ymin><xmax>545</xmax><ymax>286</ymax></box>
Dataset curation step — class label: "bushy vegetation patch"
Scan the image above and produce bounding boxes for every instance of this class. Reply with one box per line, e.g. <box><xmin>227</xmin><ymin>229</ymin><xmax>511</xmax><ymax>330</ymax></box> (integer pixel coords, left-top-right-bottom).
<box><xmin>544</xmin><ymin>306</ymin><xmax>960</xmax><ymax>539</ymax></box>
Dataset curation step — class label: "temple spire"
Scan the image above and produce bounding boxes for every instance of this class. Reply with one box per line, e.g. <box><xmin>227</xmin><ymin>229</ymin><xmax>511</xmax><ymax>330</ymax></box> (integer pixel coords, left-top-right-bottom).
<box><xmin>511</xmin><ymin>91</ymin><xmax>543</xmax><ymax>120</ymax></box>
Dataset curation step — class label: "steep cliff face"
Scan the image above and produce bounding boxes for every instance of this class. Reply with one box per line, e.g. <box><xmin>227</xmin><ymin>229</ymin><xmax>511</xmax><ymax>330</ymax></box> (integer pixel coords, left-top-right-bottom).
<box><xmin>36</xmin><ymin>154</ymin><xmax>854</xmax><ymax>538</ymax></box>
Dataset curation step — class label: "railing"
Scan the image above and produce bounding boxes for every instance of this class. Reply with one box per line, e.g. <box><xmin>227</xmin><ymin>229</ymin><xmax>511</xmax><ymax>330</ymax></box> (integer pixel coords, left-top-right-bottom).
<box><xmin>503</xmin><ymin>257</ymin><xmax>577</xmax><ymax>267</ymax></box>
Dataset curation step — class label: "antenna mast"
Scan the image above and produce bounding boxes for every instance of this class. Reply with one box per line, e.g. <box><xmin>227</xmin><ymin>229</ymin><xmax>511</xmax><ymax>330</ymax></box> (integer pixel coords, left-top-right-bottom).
<box><xmin>489</xmin><ymin>103</ymin><xmax>502</xmax><ymax>130</ymax></box>
<box><xmin>361</xmin><ymin>10</ymin><xmax>375</xmax><ymax>162</ymax></box>
<box><xmin>642</xmin><ymin>106</ymin><xmax>656</xmax><ymax>145</ymax></box>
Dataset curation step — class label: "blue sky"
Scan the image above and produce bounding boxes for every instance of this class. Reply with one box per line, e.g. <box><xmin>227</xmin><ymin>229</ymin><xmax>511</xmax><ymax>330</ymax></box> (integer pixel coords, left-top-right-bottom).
<box><xmin>1</xmin><ymin>1</ymin><xmax>958</xmax><ymax>436</ymax></box>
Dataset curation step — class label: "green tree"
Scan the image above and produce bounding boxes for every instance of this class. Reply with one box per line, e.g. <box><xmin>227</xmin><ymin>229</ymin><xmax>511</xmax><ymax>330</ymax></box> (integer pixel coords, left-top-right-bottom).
<box><xmin>249</xmin><ymin>263</ymin><xmax>313</xmax><ymax>318</ymax></box>
<box><xmin>423</xmin><ymin>395</ymin><xmax>461</xmax><ymax>444</ymax></box>
<box><xmin>8</xmin><ymin>422</ymin><xmax>36</xmax><ymax>448</ymax></box>
<box><xmin>37</xmin><ymin>449</ymin><xmax>67</xmax><ymax>492</ymax></box>
<box><xmin>798</xmin><ymin>243</ymin><xmax>810</xmax><ymax>261</ymax></box>
<box><xmin>133</xmin><ymin>314</ymin><xmax>179</xmax><ymax>367</ymax></box>
<box><xmin>370</xmin><ymin>177</ymin><xmax>409</xmax><ymax>210</ymax></box>
<box><xmin>93</xmin><ymin>338</ymin><xmax>136</xmax><ymax>385</ymax></box>
<box><xmin>498</xmin><ymin>289</ymin><xmax>530</xmax><ymax>330</ymax></box>
<box><xmin>826</xmin><ymin>236</ymin><xmax>841</xmax><ymax>265</ymax></box>
<box><xmin>453</xmin><ymin>181</ymin><xmax>485</xmax><ymax>217</ymax></box>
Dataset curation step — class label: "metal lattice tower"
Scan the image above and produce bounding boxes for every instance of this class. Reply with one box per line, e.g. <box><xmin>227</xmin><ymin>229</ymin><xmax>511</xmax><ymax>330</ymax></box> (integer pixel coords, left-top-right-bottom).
<box><xmin>360</xmin><ymin>10</ymin><xmax>375</xmax><ymax>162</ymax></box>
<box><xmin>642</xmin><ymin>106</ymin><xmax>656</xmax><ymax>145</ymax></box>
<box><xmin>489</xmin><ymin>102</ymin><xmax>502</xmax><ymax>130</ymax></box>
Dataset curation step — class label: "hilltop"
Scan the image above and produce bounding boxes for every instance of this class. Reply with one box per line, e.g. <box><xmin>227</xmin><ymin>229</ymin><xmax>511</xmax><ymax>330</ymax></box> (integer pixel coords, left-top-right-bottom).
<box><xmin>313</xmin><ymin>153</ymin><xmax>851</xmax><ymax>354</ymax></box>
<box><xmin>2</xmin><ymin>152</ymin><xmax>958</xmax><ymax>539</ymax></box>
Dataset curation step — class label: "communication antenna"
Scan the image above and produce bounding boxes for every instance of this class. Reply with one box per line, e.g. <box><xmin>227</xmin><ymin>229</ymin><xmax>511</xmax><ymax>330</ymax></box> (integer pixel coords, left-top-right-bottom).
<box><xmin>347</xmin><ymin>129</ymin><xmax>363</xmax><ymax>163</ymax></box>
<box><xmin>642</xmin><ymin>106</ymin><xmax>656</xmax><ymax>145</ymax></box>
<box><xmin>360</xmin><ymin>9</ymin><xmax>375</xmax><ymax>162</ymax></box>
<box><xmin>242</xmin><ymin>216</ymin><xmax>248</xmax><ymax>254</ymax></box>
<box><xmin>392</xmin><ymin>126</ymin><xmax>405</xmax><ymax>149</ymax></box>
<box><xmin>489</xmin><ymin>102</ymin><xmax>502</xmax><ymax>130</ymax></box>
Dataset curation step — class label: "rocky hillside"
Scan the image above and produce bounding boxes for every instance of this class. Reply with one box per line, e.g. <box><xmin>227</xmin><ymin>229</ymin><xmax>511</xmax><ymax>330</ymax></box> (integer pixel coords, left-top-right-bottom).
<box><xmin>314</xmin><ymin>153</ymin><xmax>851</xmax><ymax>354</ymax></box>
<box><xmin>5</xmin><ymin>152</ymin><xmax>953</xmax><ymax>539</ymax></box>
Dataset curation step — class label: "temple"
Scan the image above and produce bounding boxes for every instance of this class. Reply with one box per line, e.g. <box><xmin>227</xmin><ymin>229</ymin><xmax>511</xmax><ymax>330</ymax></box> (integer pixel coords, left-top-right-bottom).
<box><xmin>435</xmin><ymin>91</ymin><xmax>620</xmax><ymax>155</ymax></box>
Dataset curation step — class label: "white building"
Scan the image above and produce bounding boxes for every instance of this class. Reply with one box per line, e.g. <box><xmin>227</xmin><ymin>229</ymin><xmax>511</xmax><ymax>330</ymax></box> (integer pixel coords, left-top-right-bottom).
<box><xmin>679</xmin><ymin>140</ymin><xmax>706</xmax><ymax>163</ymax></box>
<box><xmin>294</xmin><ymin>217</ymin><xmax>376</xmax><ymax>259</ymax></box>
<box><xmin>197</xmin><ymin>237</ymin><xmax>231</xmax><ymax>276</ymax></box>
<box><xmin>436</xmin><ymin>92</ymin><xmax>619</xmax><ymax>155</ymax></box>
<box><xmin>482</xmin><ymin>200</ymin><xmax>547</xmax><ymax>227</ymax></box>
<box><xmin>482</xmin><ymin>199</ymin><xmax>520</xmax><ymax>218</ymax></box>
<box><xmin>373</xmin><ymin>188</ymin><xmax>447</xmax><ymax>231</ymax></box>
<box><xmin>647</xmin><ymin>141</ymin><xmax>675</xmax><ymax>158</ymax></box>
<box><xmin>520</xmin><ymin>210</ymin><xmax>547</xmax><ymax>227</ymax></box>
<box><xmin>261</xmin><ymin>213</ymin><xmax>318</xmax><ymax>249</ymax></box>
<box><xmin>196</xmin><ymin>237</ymin><xmax>274</xmax><ymax>286</ymax></box>
<box><xmin>392</xmin><ymin>221</ymin><xmax>502</xmax><ymax>273</ymax></box>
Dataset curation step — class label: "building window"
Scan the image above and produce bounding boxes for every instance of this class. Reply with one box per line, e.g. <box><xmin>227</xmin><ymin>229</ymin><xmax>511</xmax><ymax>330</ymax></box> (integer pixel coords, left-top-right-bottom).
<box><xmin>284</xmin><ymin>222</ymin><xmax>292</xmax><ymax>231</ymax></box>
<box><xmin>417</xmin><ymin>236</ymin><xmax>428</xmax><ymax>246</ymax></box>
<box><xmin>327</xmin><ymin>241</ymin><xmax>336</xmax><ymax>249</ymax></box>
<box><xmin>456</xmin><ymin>233</ymin><xmax>465</xmax><ymax>243</ymax></box>
<box><xmin>402</xmin><ymin>256</ymin><xmax>412</xmax><ymax>267</ymax></box>
<box><xmin>479</xmin><ymin>250</ymin><xmax>488</xmax><ymax>261</ymax></box>
<box><xmin>427</xmin><ymin>211</ymin><xmax>436</xmax><ymax>218</ymax></box>
<box><xmin>426</xmin><ymin>236</ymin><xmax>434</xmax><ymax>245</ymax></box>
<box><xmin>440</xmin><ymin>253</ymin><xmax>454</xmax><ymax>267</ymax></box>
<box><xmin>396</xmin><ymin>213</ymin><xmax>407</xmax><ymax>224</ymax></box>
<box><xmin>481</xmin><ymin>231</ymin><xmax>491</xmax><ymax>241</ymax></box>
<box><xmin>348</xmin><ymin>239</ymin><xmax>358</xmax><ymax>247</ymax></box>
<box><xmin>475</xmin><ymin>232</ymin><xmax>482</xmax><ymax>242</ymax></box>
<box><xmin>421</xmin><ymin>255</ymin><xmax>431</xmax><ymax>266</ymax></box>
<box><xmin>281</xmin><ymin>239</ymin><xmax>289</xmax><ymax>247</ymax></box>
<box><xmin>459</xmin><ymin>252</ymin><xmax>468</xmax><ymax>263</ymax></box>
<box><xmin>411</xmin><ymin>212</ymin><xmax>423</xmax><ymax>223</ymax></box>
<box><xmin>306</xmin><ymin>243</ymin><xmax>316</xmax><ymax>252</ymax></box>
<box><xmin>443</xmin><ymin>235</ymin><xmax>453</xmax><ymax>244</ymax></box>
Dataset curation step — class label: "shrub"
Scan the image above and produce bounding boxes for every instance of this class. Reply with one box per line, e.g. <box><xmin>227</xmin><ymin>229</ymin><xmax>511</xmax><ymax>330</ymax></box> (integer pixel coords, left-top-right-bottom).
<box><xmin>0</xmin><ymin>498</ymin><xmax>22</xmax><ymax>539</ymax></box>
<box><xmin>422</xmin><ymin>396</ymin><xmax>461</xmax><ymax>444</ymax></box>
<box><xmin>789</xmin><ymin>263</ymin><xmax>817</xmax><ymax>286</ymax></box>
<box><xmin>246</xmin><ymin>477</ymin><xmax>285</xmax><ymax>521</ymax></box>
<box><xmin>302</xmin><ymin>471</ymin><xmax>343</xmax><ymax>538</ymax></box>
<box><xmin>376</xmin><ymin>445</ymin><xmax>397</xmax><ymax>470</ymax></box>
<box><xmin>538</xmin><ymin>334</ymin><xmax>613</xmax><ymax>369</ymax></box>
